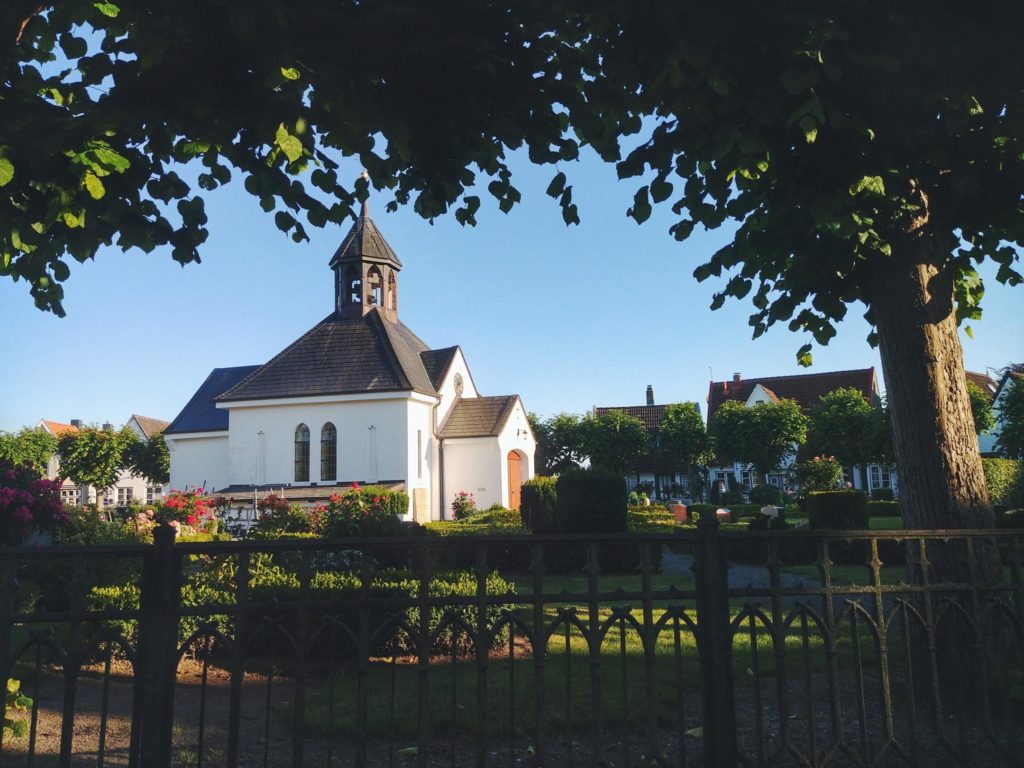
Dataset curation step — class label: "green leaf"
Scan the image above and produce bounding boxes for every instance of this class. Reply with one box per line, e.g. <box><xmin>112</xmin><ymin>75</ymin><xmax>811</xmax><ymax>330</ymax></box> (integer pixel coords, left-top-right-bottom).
<box><xmin>848</xmin><ymin>175</ymin><xmax>885</xmax><ymax>197</ymax></box>
<box><xmin>964</xmin><ymin>324</ymin><xmax>974</xmax><ymax>339</ymax></box>
<box><xmin>92</xmin><ymin>147</ymin><xmax>130</xmax><ymax>173</ymax></box>
<box><xmin>83</xmin><ymin>172</ymin><xmax>105</xmax><ymax>199</ymax></box>
<box><xmin>796</xmin><ymin>344</ymin><xmax>814</xmax><ymax>367</ymax></box>
<box><xmin>275</xmin><ymin>124</ymin><xmax>303</xmax><ymax>163</ymax></box>
<box><xmin>650</xmin><ymin>178</ymin><xmax>673</xmax><ymax>203</ymax></box>
<box><xmin>629</xmin><ymin>187</ymin><xmax>652</xmax><ymax>224</ymax></box>
<box><xmin>94</xmin><ymin>2</ymin><xmax>120</xmax><ymax>16</ymax></box>
<box><xmin>63</xmin><ymin>209</ymin><xmax>85</xmax><ymax>228</ymax></box>
<box><xmin>53</xmin><ymin>260</ymin><xmax>70</xmax><ymax>281</ymax></box>
<box><xmin>781</xmin><ymin>68</ymin><xmax>819</xmax><ymax>95</ymax></box>
<box><xmin>545</xmin><ymin>172</ymin><xmax>566</xmax><ymax>198</ymax></box>
<box><xmin>281</xmin><ymin>66</ymin><xmax>301</xmax><ymax>80</ymax></box>
<box><xmin>798</xmin><ymin>115</ymin><xmax>818</xmax><ymax>144</ymax></box>
<box><xmin>0</xmin><ymin>156</ymin><xmax>13</xmax><ymax>187</ymax></box>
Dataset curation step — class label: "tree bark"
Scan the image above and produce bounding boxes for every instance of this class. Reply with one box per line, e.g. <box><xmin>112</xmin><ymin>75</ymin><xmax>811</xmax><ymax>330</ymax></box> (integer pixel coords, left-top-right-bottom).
<box><xmin>868</xmin><ymin>231</ymin><xmax>992</xmax><ymax>530</ymax></box>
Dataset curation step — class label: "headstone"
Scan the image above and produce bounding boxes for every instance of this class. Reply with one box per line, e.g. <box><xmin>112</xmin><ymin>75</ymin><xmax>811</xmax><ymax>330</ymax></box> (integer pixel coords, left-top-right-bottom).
<box><xmin>716</xmin><ymin>508</ymin><xmax>731</xmax><ymax>523</ymax></box>
<box><xmin>672</xmin><ymin>502</ymin><xmax>688</xmax><ymax>522</ymax></box>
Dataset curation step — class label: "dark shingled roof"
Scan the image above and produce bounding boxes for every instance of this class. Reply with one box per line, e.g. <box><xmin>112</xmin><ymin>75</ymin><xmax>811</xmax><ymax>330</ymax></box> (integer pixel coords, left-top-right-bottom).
<box><xmin>439</xmin><ymin>396</ymin><xmax>519</xmax><ymax>439</ymax></box>
<box><xmin>329</xmin><ymin>204</ymin><xmax>402</xmax><ymax>270</ymax></box>
<box><xmin>216</xmin><ymin>308</ymin><xmax>437</xmax><ymax>402</ymax></box>
<box><xmin>420</xmin><ymin>346</ymin><xmax>459</xmax><ymax>390</ymax></box>
<box><xmin>165</xmin><ymin>366</ymin><xmax>261</xmax><ymax>434</ymax></box>
<box><xmin>706</xmin><ymin>368</ymin><xmax>879</xmax><ymax>425</ymax></box>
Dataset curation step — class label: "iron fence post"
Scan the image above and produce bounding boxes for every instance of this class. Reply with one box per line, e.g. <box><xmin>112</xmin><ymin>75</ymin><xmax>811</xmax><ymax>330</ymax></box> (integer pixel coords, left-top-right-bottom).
<box><xmin>134</xmin><ymin>524</ymin><xmax>182</xmax><ymax>768</ymax></box>
<box><xmin>694</xmin><ymin>513</ymin><xmax>738</xmax><ymax>767</ymax></box>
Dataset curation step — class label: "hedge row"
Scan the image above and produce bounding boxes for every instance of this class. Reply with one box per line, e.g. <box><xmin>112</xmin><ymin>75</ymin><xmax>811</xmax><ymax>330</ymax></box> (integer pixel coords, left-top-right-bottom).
<box><xmin>983</xmin><ymin>458</ymin><xmax>1024</xmax><ymax>511</ymax></box>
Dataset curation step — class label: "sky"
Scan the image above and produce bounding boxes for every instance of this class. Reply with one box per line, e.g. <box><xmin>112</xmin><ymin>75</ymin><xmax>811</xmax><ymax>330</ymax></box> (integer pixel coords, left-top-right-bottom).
<box><xmin>1</xmin><ymin>147</ymin><xmax>1021</xmax><ymax>433</ymax></box>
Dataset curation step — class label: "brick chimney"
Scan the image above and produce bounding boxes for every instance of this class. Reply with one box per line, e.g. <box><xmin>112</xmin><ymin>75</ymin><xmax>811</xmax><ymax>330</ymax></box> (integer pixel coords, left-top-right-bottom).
<box><xmin>70</xmin><ymin>419</ymin><xmax>82</xmax><ymax>428</ymax></box>
<box><xmin>733</xmin><ymin>373</ymin><xmax>742</xmax><ymax>384</ymax></box>
<box><xmin>646</xmin><ymin>385</ymin><xmax>654</xmax><ymax>406</ymax></box>
<box><xmin>102</xmin><ymin>421</ymin><xmax>113</xmax><ymax>431</ymax></box>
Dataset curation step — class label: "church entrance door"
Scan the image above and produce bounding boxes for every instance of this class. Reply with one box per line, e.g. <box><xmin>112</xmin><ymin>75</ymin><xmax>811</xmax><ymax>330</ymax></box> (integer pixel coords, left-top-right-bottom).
<box><xmin>507</xmin><ymin>451</ymin><xmax>522</xmax><ymax>510</ymax></box>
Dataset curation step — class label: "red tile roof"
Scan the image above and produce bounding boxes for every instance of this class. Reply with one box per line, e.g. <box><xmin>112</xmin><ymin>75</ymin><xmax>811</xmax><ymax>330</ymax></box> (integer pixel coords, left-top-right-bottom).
<box><xmin>41</xmin><ymin>420</ymin><xmax>79</xmax><ymax>437</ymax></box>
<box><xmin>706</xmin><ymin>368</ymin><xmax>879</xmax><ymax>424</ymax></box>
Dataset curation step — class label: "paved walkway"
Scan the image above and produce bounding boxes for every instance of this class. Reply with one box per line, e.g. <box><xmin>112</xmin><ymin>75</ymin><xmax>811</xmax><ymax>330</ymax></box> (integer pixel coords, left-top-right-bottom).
<box><xmin>661</xmin><ymin>552</ymin><xmax>819</xmax><ymax>590</ymax></box>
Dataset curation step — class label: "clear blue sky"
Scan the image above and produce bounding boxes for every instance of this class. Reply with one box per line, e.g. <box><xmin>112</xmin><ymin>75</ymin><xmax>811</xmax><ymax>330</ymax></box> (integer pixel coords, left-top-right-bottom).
<box><xmin>1</xmin><ymin>147</ymin><xmax>1020</xmax><ymax>432</ymax></box>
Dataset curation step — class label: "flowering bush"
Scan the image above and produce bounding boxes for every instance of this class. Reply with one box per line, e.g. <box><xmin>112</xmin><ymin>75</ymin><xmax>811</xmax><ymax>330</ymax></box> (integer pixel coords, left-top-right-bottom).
<box><xmin>0</xmin><ymin>459</ymin><xmax>67</xmax><ymax>545</ymax></box>
<box><xmin>255</xmin><ymin>497</ymin><xmax>325</xmax><ymax>534</ymax></box>
<box><xmin>451</xmin><ymin>491</ymin><xmax>476</xmax><ymax>520</ymax></box>
<box><xmin>794</xmin><ymin>456</ymin><xmax>843</xmax><ymax>495</ymax></box>
<box><xmin>158</xmin><ymin>488</ymin><xmax>217</xmax><ymax>534</ymax></box>
<box><xmin>319</xmin><ymin>483</ymin><xmax>406</xmax><ymax>537</ymax></box>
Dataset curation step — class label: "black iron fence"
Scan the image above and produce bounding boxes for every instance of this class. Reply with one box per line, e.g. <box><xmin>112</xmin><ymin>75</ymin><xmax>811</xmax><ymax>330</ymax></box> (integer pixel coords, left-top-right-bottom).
<box><xmin>1</xmin><ymin>518</ymin><xmax>1022</xmax><ymax>767</ymax></box>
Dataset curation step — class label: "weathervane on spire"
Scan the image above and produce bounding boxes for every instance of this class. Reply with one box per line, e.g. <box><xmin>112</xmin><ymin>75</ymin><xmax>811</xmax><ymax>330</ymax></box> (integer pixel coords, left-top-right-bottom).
<box><xmin>359</xmin><ymin>169</ymin><xmax>370</xmax><ymax>217</ymax></box>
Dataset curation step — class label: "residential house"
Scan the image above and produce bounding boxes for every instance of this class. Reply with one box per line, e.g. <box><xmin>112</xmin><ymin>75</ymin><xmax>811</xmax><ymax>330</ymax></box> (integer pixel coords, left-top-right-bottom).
<box><xmin>165</xmin><ymin>204</ymin><xmax>536</xmax><ymax>520</ymax></box>
<box><xmin>704</xmin><ymin>368</ymin><xmax>896</xmax><ymax>496</ymax></box>
<box><xmin>990</xmin><ymin>368</ymin><xmax>1024</xmax><ymax>456</ymax></box>
<box><xmin>594</xmin><ymin>385</ymin><xmax>702</xmax><ymax>499</ymax></box>
<box><xmin>967</xmin><ymin>370</ymin><xmax>1000</xmax><ymax>456</ymax></box>
<box><xmin>39</xmin><ymin>415</ymin><xmax>170</xmax><ymax>507</ymax></box>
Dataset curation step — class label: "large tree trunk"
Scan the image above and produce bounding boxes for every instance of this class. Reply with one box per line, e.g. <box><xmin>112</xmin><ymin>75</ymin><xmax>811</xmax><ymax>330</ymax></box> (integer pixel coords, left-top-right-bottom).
<box><xmin>868</xmin><ymin>228</ymin><xmax>999</xmax><ymax>720</ymax></box>
<box><xmin>868</xmin><ymin>231</ymin><xmax>992</xmax><ymax>531</ymax></box>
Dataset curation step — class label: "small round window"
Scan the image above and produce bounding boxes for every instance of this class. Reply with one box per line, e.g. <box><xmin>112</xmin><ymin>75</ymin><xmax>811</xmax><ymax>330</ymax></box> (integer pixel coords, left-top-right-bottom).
<box><xmin>454</xmin><ymin>373</ymin><xmax>464</xmax><ymax>396</ymax></box>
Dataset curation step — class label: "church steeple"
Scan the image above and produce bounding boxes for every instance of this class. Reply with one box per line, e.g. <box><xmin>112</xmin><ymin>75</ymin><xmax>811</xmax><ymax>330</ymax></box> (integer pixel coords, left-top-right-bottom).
<box><xmin>330</xmin><ymin>200</ymin><xmax>402</xmax><ymax>322</ymax></box>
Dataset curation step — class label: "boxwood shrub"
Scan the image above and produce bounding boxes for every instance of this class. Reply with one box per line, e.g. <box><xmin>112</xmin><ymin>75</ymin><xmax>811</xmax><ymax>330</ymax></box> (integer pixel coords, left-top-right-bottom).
<box><xmin>520</xmin><ymin>476</ymin><xmax>558</xmax><ymax>533</ymax></box>
<box><xmin>555</xmin><ymin>471</ymin><xmax>627</xmax><ymax>533</ymax></box>
<box><xmin>807</xmin><ymin>490</ymin><xmax>869</xmax><ymax>530</ymax></box>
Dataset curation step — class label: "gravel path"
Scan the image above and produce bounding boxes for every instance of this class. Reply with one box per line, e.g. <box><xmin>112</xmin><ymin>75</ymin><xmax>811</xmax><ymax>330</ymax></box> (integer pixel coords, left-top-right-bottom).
<box><xmin>660</xmin><ymin>552</ymin><xmax>819</xmax><ymax>590</ymax></box>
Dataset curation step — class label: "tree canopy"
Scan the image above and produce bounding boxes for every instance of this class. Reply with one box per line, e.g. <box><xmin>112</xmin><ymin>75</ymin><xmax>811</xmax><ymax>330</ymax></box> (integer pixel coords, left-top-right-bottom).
<box><xmin>125</xmin><ymin>431</ymin><xmax>170</xmax><ymax>485</ymax></box>
<box><xmin>578</xmin><ymin>411</ymin><xmax>650</xmax><ymax>477</ymax></box>
<box><xmin>966</xmin><ymin>381</ymin><xmax>996</xmax><ymax>435</ymax></box>
<box><xmin>997</xmin><ymin>377</ymin><xmax>1024</xmax><ymax>460</ymax></box>
<box><xmin>4</xmin><ymin>1</ymin><xmax>1021</xmax><ymax>530</ymax></box>
<box><xmin>709</xmin><ymin>399</ymin><xmax>809</xmax><ymax>480</ymax></box>
<box><xmin>56</xmin><ymin>424</ymin><xmax>134</xmax><ymax>497</ymax></box>
<box><xmin>805</xmin><ymin>388</ymin><xmax>890</xmax><ymax>468</ymax></box>
<box><xmin>658</xmin><ymin>402</ymin><xmax>710</xmax><ymax>470</ymax></box>
<box><xmin>0</xmin><ymin>427</ymin><xmax>56</xmax><ymax>475</ymax></box>
<box><xmin>528</xmin><ymin>413</ymin><xmax>586</xmax><ymax>476</ymax></box>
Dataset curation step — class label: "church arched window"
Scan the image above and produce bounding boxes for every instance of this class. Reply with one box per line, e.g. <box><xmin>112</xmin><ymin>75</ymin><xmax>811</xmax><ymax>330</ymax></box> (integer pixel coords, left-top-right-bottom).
<box><xmin>321</xmin><ymin>422</ymin><xmax>337</xmax><ymax>482</ymax></box>
<box><xmin>346</xmin><ymin>265</ymin><xmax>361</xmax><ymax>304</ymax></box>
<box><xmin>294</xmin><ymin>424</ymin><xmax>310</xmax><ymax>482</ymax></box>
<box><xmin>387</xmin><ymin>271</ymin><xmax>397</xmax><ymax>310</ymax></box>
<box><xmin>366</xmin><ymin>266</ymin><xmax>383</xmax><ymax>306</ymax></box>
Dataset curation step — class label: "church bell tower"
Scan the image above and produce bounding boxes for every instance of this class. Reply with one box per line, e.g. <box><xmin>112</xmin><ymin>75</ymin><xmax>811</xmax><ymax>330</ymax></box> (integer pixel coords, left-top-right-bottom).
<box><xmin>330</xmin><ymin>201</ymin><xmax>402</xmax><ymax>322</ymax></box>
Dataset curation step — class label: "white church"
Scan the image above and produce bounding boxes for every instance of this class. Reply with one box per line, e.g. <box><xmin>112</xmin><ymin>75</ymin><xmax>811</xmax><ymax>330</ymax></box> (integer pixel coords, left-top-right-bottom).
<box><xmin>164</xmin><ymin>206</ymin><xmax>536</xmax><ymax>521</ymax></box>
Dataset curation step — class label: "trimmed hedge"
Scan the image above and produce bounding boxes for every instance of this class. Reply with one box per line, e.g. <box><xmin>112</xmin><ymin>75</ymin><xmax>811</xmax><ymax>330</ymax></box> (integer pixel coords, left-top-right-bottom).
<box><xmin>88</xmin><ymin>563</ymin><xmax>516</xmax><ymax>657</ymax></box>
<box><xmin>520</xmin><ymin>476</ymin><xmax>558</xmax><ymax>533</ymax></box>
<box><xmin>555</xmin><ymin>471</ymin><xmax>627</xmax><ymax>533</ymax></box>
<box><xmin>983</xmin><ymin>458</ymin><xmax>1024</xmax><ymax>511</ymax></box>
<box><xmin>866</xmin><ymin>500</ymin><xmax>901</xmax><ymax>518</ymax></box>
<box><xmin>807</xmin><ymin>490</ymin><xmax>869</xmax><ymax>530</ymax></box>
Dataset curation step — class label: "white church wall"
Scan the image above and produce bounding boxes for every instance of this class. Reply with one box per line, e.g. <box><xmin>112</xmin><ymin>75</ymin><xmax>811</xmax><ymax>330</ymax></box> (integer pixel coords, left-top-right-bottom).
<box><xmin>166</xmin><ymin>433</ymin><xmax>229</xmax><ymax>494</ymax></box>
<box><xmin>442</xmin><ymin>438</ymin><xmax>503</xmax><ymax>517</ymax></box>
<box><xmin>404</xmin><ymin>399</ymin><xmax>435</xmax><ymax>521</ymax></box>
<box><xmin>226</xmin><ymin>399</ymin><xmax>415</xmax><ymax>489</ymax></box>
<box><xmin>496</xmin><ymin>400</ymin><xmax>537</xmax><ymax>506</ymax></box>
<box><xmin>435</xmin><ymin>349</ymin><xmax>479</xmax><ymax>426</ymax></box>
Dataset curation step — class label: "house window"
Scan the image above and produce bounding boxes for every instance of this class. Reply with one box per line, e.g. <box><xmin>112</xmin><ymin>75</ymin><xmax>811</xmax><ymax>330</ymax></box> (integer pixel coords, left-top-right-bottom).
<box><xmin>146</xmin><ymin>485</ymin><xmax>163</xmax><ymax>504</ymax></box>
<box><xmin>117</xmin><ymin>487</ymin><xmax>133</xmax><ymax>506</ymax></box>
<box><xmin>321</xmin><ymin>423</ymin><xmax>337</xmax><ymax>481</ymax></box>
<box><xmin>869</xmin><ymin>465</ymin><xmax>891</xmax><ymax>490</ymax></box>
<box><xmin>295</xmin><ymin>424</ymin><xmax>310</xmax><ymax>482</ymax></box>
<box><xmin>61</xmin><ymin>488</ymin><xmax>80</xmax><ymax>506</ymax></box>
<box><xmin>739</xmin><ymin>468</ymin><xmax>755</xmax><ymax>489</ymax></box>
